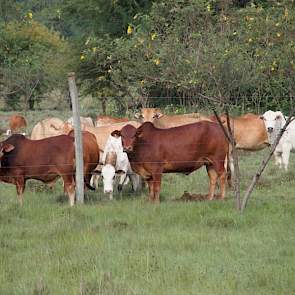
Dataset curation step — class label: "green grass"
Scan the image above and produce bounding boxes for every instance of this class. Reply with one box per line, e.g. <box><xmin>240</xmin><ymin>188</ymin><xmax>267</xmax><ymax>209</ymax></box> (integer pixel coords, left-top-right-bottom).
<box><xmin>0</xmin><ymin>148</ymin><xmax>295</xmax><ymax>294</ymax></box>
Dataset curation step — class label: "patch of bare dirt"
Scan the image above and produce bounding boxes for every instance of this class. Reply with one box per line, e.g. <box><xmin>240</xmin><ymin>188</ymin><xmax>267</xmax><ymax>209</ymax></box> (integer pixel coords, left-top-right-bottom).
<box><xmin>175</xmin><ymin>191</ymin><xmax>223</xmax><ymax>202</ymax></box>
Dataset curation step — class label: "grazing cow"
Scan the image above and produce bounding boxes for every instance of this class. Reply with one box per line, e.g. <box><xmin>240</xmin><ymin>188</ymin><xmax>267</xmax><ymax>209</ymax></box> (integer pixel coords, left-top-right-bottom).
<box><xmin>68</xmin><ymin>130</ymin><xmax>100</xmax><ymax>189</ymax></box>
<box><xmin>135</xmin><ymin>107</ymin><xmax>211</xmax><ymax>128</ymax></box>
<box><xmin>67</xmin><ymin>116</ymin><xmax>94</xmax><ymax>128</ymax></box>
<box><xmin>210</xmin><ymin>113</ymin><xmax>269</xmax><ymax>151</ymax></box>
<box><xmin>95</xmin><ymin>115</ymin><xmax>129</xmax><ymax>127</ymax></box>
<box><xmin>261</xmin><ymin>110</ymin><xmax>295</xmax><ymax>171</ymax></box>
<box><xmin>0</xmin><ymin>134</ymin><xmax>76</xmax><ymax>205</ymax></box>
<box><xmin>93</xmin><ymin>132</ymin><xmax>141</xmax><ymax>199</ymax></box>
<box><xmin>7</xmin><ymin>114</ymin><xmax>27</xmax><ymax>134</ymax></box>
<box><xmin>31</xmin><ymin>118</ymin><xmax>72</xmax><ymax>140</ymax></box>
<box><xmin>116</xmin><ymin>122</ymin><xmax>229</xmax><ymax>202</ymax></box>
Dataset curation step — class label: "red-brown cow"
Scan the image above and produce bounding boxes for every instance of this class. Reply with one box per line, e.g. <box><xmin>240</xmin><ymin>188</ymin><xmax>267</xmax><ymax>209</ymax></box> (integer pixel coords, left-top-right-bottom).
<box><xmin>0</xmin><ymin>134</ymin><xmax>76</xmax><ymax>206</ymax></box>
<box><xmin>116</xmin><ymin>122</ymin><xmax>229</xmax><ymax>202</ymax></box>
<box><xmin>68</xmin><ymin>130</ymin><xmax>100</xmax><ymax>188</ymax></box>
<box><xmin>9</xmin><ymin>114</ymin><xmax>27</xmax><ymax>133</ymax></box>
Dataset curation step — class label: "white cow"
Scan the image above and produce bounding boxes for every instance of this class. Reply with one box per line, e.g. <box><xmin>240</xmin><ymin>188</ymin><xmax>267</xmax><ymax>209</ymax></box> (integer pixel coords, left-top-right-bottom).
<box><xmin>261</xmin><ymin>110</ymin><xmax>295</xmax><ymax>170</ymax></box>
<box><xmin>93</xmin><ymin>133</ymin><xmax>141</xmax><ymax>199</ymax></box>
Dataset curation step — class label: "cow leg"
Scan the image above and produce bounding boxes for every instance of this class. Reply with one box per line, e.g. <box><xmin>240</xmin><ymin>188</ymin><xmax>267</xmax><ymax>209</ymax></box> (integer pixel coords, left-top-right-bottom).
<box><xmin>146</xmin><ymin>178</ymin><xmax>155</xmax><ymax>202</ymax></box>
<box><xmin>282</xmin><ymin>146</ymin><xmax>291</xmax><ymax>171</ymax></box>
<box><xmin>274</xmin><ymin>150</ymin><xmax>282</xmax><ymax>168</ymax></box>
<box><xmin>63</xmin><ymin>176</ymin><xmax>75</xmax><ymax>206</ymax></box>
<box><xmin>16</xmin><ymin>177</ymin><xmax>25</xmax><ymax>206</ymax></box>
<box><xmin>219</xmin><ymin>171</ymin><xmax>226</xmax><ymax>200</ymax></box>
<box><xmin>206</xmin><ymin>166</ymin><xmax>218</xmax><ymax>200</ymax></box>
<box><xmin>152</xmin><ymin>174</ymin><xmax>162</xmax><ymax>203</ymax></box>
<box><xmin>130</xmin><ymin>174</ymin><xmax>141</xmax><ymax>192</ymax></box>
<box><xmin>109</xmin><ymin>192</ymin><xmax>114</xmax><ymax>200</ymax></box>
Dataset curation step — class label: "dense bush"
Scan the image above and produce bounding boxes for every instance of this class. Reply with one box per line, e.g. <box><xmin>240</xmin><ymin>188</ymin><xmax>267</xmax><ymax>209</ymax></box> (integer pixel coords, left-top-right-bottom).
<box><xmin>1</xmin><ymin>0</ymin><xmax>295</xmax><ymax>114</ymax></box>
<box><xmin>0</xmin><ymin>15</ymin><xmax>73</xmax><ymax>110</ymax></box>
<box><xmin>79</xmin><ymin>0</ymin><xmax>295</xmax><ymax>113</ymax></box>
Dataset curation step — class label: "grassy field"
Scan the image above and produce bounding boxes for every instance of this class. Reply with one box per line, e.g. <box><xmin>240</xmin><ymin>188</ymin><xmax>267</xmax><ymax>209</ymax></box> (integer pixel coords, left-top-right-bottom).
<box><xmin>0</xmin><ymin>145</ymin><xmax>295</xmax><ymax>294</ymax></box>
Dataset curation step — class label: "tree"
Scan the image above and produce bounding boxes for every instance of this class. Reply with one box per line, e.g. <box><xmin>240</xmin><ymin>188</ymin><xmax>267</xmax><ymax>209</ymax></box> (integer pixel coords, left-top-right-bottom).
<box><xmin>0</xmin><ymin>16</ymin><xmax>74</xmax><ymax>110</ymax></box>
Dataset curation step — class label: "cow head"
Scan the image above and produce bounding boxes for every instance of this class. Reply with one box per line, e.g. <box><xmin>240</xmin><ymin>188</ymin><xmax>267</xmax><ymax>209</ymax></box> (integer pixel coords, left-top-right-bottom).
<box><xmin>0</xmin><ymin>143</ymin><xmax>15</xmax><ymax>160</ymax></box>
<box><xmin>94</xmin><ymin>166</ymin><xmax>125</xmax><ymax>194</ymax></box>
<box><xmin>113</xmin><ymin>125</ymin><xmax>139</xmax><ymax>153</ymax></box>
<box><xmin>260</xmin><ymin>110</ymin><xmax>285</xmax><ymax>144</ymax></box>
<box><xmin>134</xmin><ymin>108</ymin><xmax>163</xmax><ymax>122</ymax></box>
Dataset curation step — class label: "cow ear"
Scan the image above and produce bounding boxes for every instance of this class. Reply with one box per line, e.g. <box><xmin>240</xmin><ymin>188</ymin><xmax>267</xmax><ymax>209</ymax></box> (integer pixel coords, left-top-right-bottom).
<box><xmin>259</xmin><ymin>115</ymin><xmax>264</xmax><ymax>120</ymax></box>
<box><xmin>135</xmin><ymin>128</ymin><xmax>143</xmax><ymax>138</ymax></box>
<box><xmin>92</xmin><ymin>170</ymin><xmax>102</xmax><ymax>175</ymax></box>
<box><xmin>275</xmin><ymin>112</ymin><xmax>283</xmax><ymax>120</ymax></box>
<box><xmin>154</xmin><ymin>112</ymin><xmax>163</xmax><ymax>119</ymax></box>
<box><xmin>115</xmin><ymin>169</ymin><xmax>125</xmax><ymax>175</ymax></box>
<box><xmin>111</xmin><ymin>130</ymin><xmax>121</xmax><ymax>137</ymax></box>
<box><xmin>134</xmin><ymin>112</ymin><xmax>142</xmax><ymax>119</ymax></box>
<box><xmin>220</xmin><ymin>117</ymin><xmax>227</xmax><ymax>124</ymax></box>
<box><xmin>1</xmin><ymin>143</ymin><xmax>15</xmax><ymax>153</ymax></box>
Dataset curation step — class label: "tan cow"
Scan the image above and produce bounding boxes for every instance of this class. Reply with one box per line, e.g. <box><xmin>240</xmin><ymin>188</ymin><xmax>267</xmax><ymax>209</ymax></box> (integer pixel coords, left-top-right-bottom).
<box><xmin>211</xmin><ymin>113</ymin><xmax>269</xmax><ymax>151</ymax></box>
<box><xmin>95</xmin><ymin>115</ymin><xmax>129</xmax><ymax>127</ymax></box>
<box><xmin>67</xmin><ymin>116</ymin><xmax>94</xmax><ymax>128</ymax></box>
<box><xmin>135</xmin><ymin>107</ymin><xmax>211</xmax><ymax>128</ymax></box>
<box><xmin>31</xmin><ymin>118</ymin><xmax>72</xmax><ymax>140</ymax></box>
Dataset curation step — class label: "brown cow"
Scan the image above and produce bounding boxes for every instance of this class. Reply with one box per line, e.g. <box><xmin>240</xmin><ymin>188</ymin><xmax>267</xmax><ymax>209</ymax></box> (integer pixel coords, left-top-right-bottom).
<box><xmin>95</xmin><ymin>115</ymin><xmax>129</xmax><ymax>127</ymax></box>
<box><xmin>68</xmin><ymin>130</ymin><xmax>100</xmax><ymax>188</ymax></box>
<box><xmin>8</xmin><ymin>114</ymin><xmax>27</xmax><ymax>134</ymax></box>
<box><xmin>116</xmin><ymin>122</ymin><xmax>229</xmax><ymax>202</ymax></box>
<box><xmin>210</xmin><ymin>113</ymin><xmax>268</xmax><ymax>151</ymax></box>
<box><xmin>135</xmin><ymin>107</ymin><xmax>211</xmax><ymax>128</ymax></box>
<box><xmin>0</xmin><ymin>134</ymin><xmax>76</xmax><ymax>205</ymax></box>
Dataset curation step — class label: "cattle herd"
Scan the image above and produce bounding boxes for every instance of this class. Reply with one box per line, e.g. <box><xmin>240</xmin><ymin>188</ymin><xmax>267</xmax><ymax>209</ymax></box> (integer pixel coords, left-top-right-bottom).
<box><xmin>0</xmin><ymin>108</ymin><xmax>293</xmax><ymax>205</ymax></box>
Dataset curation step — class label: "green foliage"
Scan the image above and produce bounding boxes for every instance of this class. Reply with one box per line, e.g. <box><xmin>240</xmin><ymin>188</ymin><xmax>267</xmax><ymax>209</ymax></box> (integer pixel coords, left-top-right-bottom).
<box><xmin>78</xmin><ymin>0</ymin><xmax>295</xmax><ymax>113</ymax></box>
<box><xmin>0</xmin><ymin>17</ymin><xmax>74</xmax><ymax>110</ymax></box>
<box><xmin>1</xmin><ymin>0</ymin><xmax>295</xmax><ymax>113</ymax></box>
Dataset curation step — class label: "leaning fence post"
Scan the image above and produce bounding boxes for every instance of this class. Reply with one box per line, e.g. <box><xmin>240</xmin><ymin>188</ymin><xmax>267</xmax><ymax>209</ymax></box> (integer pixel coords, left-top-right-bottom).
<box><xmin>68</xmin><ymin>72</ymin><xmax>84</xmax><ymax>204</ymax></box>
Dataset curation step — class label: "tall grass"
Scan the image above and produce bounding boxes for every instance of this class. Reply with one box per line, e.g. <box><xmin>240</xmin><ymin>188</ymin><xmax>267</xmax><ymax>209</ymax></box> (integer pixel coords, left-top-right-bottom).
<box><xmin>0</xmin><ymin>149</ymin><xmax>294</xmax><ymax>294</ymax></box>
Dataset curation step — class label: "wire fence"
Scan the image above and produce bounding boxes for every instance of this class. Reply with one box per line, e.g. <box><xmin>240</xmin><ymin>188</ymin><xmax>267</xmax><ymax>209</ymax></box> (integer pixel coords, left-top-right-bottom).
<box><xmin>1</xmin><ymin>96</ymin><xmax>294</xmax><ymax>206</ymax></box>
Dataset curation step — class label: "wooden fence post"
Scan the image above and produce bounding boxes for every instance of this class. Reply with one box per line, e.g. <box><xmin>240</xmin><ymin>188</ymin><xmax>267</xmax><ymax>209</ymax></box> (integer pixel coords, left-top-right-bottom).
<box><xmin>68</xmin><ymin>72</ymin><xmax>84</xmax><ymax>204</ymax></box>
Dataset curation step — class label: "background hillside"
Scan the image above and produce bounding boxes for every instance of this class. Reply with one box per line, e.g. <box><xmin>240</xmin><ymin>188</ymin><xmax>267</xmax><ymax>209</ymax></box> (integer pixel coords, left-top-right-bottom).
<box><xmin>1</xmin><ymin>0</ymin><xmax>295</xmax><ymax>114</ymax></box>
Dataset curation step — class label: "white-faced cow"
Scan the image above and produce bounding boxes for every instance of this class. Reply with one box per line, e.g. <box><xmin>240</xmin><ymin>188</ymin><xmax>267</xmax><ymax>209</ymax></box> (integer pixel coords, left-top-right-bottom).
<box><xmin>261</xmin><ymin>110</ymin><xmax>295</xmax><ymax>171</ymax></box>
<box><xmin>93</xmin><ymin>132</ymin><xmax>141</xmax><ymax>199</ymax></box>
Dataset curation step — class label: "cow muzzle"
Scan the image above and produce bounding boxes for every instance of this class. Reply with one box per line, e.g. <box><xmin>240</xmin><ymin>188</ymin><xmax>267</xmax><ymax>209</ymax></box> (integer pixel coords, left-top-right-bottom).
<box><xmin>267</xmin><ymin>127</ymin><xmax>274</xmax><ymax>133</ymax></box>
<box><xmin>123</xmin><ymin>146</ymin><xmax>133</xmax><ymax>152</ymax></box>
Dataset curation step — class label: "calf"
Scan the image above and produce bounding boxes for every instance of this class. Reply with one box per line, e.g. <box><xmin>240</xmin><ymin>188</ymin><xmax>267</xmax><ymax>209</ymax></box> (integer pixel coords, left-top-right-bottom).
<box><xmin>261</xmin><ymin>110</ymin><xmax>295</xmax><ymax>170</ymax></box>
<box><xmin>94</xmin><ymin>133</ymin><xmax>141</xmax><ymax>199</ymax></box>
<box><xmin>116</xmin><ymin>122</ymin><xmax>229</xmax><ymax>202</ymax></box>
<box><xmin>0</xmin><ymin>134</ymin><xmax>76</xmax><ymax>205</ymax></box>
